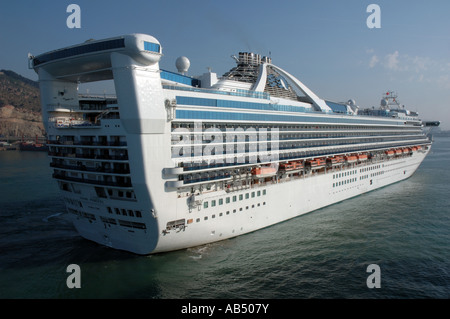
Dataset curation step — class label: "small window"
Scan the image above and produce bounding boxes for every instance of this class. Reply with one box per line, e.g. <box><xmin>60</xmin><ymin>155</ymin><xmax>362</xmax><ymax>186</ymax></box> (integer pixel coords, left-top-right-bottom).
<box><xmin>226</xmin><ymin>197</ymin><xmax>230</xmax><ymax>204</ymax></box>
<box><xmin>251</xmin><ymin>192</ymin><xmax>255</xmax><ymax>198</ymax></box>
<box><xmin>263</xmin><ymin>190</ymin><xmax>266</xmax><ymax>195</ymax></box>
<box><xmin>239</xmin><ymin>194</ymin><xmax>243</xmax><ymax>201</ymax></box>
<box><xmin>204</xmin><ymin>201</ymin><xmax>208</xmax><ymax>209</ymax></box>
<box><xmin>211</xmin><ymin>200</ymin><xmax>216</xmax><ymax>207</ymax></box>
<box><xmin>245</xmin><ymin>193</ymin><xmax>249</xmax><ymax>199</ymax></box>
<box><xmin>257</xmin><ymin>191</ymin><xmax>261</xmax><ymax>196</ymax></box>
<box><xmin>219</xmin><ymin>198</ymin><xmax>223</xmax><ymax>205</ymax></box>
<box><xmin>233</xmin><ymin>196</ymin><xmax>237</xmax><ymax>202</ymax></box>
<box><xmin>136</xmin><ymin>211</ymin><xmax>142</xmax><ymax>218</ymax></box>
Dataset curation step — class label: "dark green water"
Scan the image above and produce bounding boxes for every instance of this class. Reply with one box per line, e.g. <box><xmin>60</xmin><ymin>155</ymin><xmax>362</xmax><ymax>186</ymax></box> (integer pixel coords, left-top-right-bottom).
<box><xmin>1</xmin><ymin>138</ymin><xmax>449</xmax><ymax>299</ymax></box>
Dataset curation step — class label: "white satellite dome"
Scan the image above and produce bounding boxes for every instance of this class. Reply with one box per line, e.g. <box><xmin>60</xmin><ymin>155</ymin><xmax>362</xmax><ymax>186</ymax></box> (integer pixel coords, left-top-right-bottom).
<box><xmin>176</xmin><ymin>56</ymin><xmax>190</xmax><ymax>74</ymax></box>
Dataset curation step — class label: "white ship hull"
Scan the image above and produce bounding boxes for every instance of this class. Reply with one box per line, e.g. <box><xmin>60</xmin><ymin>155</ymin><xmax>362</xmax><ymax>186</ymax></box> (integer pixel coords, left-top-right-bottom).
<box><xmin>72</xmin><ymin>148</ymin><xmax>428</xmax><ymax>254</ymax></box>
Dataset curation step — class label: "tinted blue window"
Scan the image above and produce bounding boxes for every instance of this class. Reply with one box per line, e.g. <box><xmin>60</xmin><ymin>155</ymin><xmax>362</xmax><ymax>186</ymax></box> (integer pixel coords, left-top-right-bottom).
<box><xmin>33</xmin><ymin>38</ymin><xmax>125</xmax><ymax>66</ymax></box>
<box><xmin>161</xmin><ymin>70</ymin><xmax>201</xmax><ymax>87</ymax></box>
<box><xmin>144</xmin><ymin>41</ymin><xmax>160</xmax><ymax>53</ymax></box>
<box><xmin>175</xmin><ymin>109</ymin><xmax>400</xmax><ymax>125</ymax></box>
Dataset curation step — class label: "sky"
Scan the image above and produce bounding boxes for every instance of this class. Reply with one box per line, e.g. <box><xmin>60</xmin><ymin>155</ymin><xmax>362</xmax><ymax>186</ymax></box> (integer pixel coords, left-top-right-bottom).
<box><xmin>0</xmin><ymin>0</ymin><xmax>449</xmax><ymax>128</ymax></box>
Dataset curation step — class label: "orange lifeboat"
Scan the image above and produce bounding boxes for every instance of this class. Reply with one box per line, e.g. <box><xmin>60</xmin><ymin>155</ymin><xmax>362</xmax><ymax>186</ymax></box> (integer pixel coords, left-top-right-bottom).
<box><xmin>306</xmin><ymin>158</ymin><xmax>325</xmax><ymax>169</ymax></box>
<box><xmin>280</xmin><ymin>161</ymin><xmax>304</xmax><ymax>171</ymax></box>
<box><xmin>251</xmin><ymin>166</ymin><xmax>277</xmax><ymax>178</ymax></box>
<box><xmin>336</xmin><ymin>156</ymin><xmax>345</xmax><ymax>164</ymax></box>
<box><xmin>402</xmin><ymin>148</ymin><xmax>411</xmax><ymax>154</ymax></box>
<box><xmin>416</xmin><ymin>146</ymin><xmax>422</xmax><ymax>150</ymax></box>
<box><xmin>345</xmin><ymin>155</ymin><xmax>358</xmax><ymax>163</ymax></box>
<box><xmin>395</xmin><ymin>149</ymin><xmax>403</xmax><ymax>155</ymax></box>
<box><xmin>357</xmin><ymin>154</ymin><xmax>368</xmax><ymax>162</ymax></box>
<box><xmin>294</xmin><ymin>161</ymin><xmax>304</xmax><ymax>169</ymax></box>
<box><xmin>385</xmin><ymin>150</ymin><xmax>395</xmax><ymax>157</ymax></box>
<box><xmin>326</xmin><ymin>156</ymin><xmax>344</xmax><ymax>167</ymax></box>
<box><xmin>279</xmin><ymin>162</ymin><xmax>295</xmax><ymax>171</ymax></box>
<box><xmin>411</xmin><ymin>146</ymin><xmax>418</xmax><ymax>152</ymax></box>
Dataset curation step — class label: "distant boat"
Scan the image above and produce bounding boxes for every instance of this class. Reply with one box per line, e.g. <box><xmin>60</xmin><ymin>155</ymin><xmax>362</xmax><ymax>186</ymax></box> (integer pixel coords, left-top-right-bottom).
<box><xmin>0</xmin><ymin>142</ymin><xmax>16</xmax><ymax>151</ymax></box>
<box><xmin>19</xmin><ymin>141</ymin><xmax>48</xmax><ymax>151</ymax></box>
<box><xmin>19</xmin><ymin>135</ymin><xmax>48</xmax><ymax>152</ymax></box>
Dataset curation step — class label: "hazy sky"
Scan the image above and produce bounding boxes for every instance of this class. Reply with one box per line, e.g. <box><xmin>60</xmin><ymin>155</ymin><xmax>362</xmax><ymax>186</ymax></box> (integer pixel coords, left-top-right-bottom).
<box><xmin>1</xmin><ymin>0</ymin><xmax>449</xmax><ymax>128</ymax></box>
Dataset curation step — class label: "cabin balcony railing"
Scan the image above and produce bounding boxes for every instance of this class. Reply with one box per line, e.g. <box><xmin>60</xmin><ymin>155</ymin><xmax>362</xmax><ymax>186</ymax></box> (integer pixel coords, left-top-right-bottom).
<box><xmin>50</xmin><ymin>162</ymin><xmax>130</xmax><ymax>174</ymax></box>
<box><xmin>52</xmin><ymin>173</ymin><xmax>132</xmax><ymax>188</ymax></box>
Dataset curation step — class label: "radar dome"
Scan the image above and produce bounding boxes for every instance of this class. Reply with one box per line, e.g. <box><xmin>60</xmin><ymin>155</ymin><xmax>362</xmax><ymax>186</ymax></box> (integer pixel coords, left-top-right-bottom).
<box><xmin>381</xmin><ymin>99</ymin><xmax>388</xmax><ymax>108</ymax></box>
<box><xmin>176</xmin><ymin>56</ymin><xmax>190</xmax><ymax>75</ymax></box>
<box><xmin>347</xmin><ymin>99</ymin><xmax>356</xmax><ymax>106</ymax></box>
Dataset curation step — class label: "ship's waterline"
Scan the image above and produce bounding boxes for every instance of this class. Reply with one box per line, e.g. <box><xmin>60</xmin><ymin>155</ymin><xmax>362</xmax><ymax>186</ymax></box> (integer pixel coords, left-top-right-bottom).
<box><xmin>29</xmin><ymin>33</ymin><xmax>435</xmax><ymax>254</ymax></box>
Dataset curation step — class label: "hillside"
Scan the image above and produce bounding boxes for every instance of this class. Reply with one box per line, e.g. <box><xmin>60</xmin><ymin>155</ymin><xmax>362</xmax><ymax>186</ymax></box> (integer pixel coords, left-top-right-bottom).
<box><xmin>0</xmin><ymin>70</ymin><xmax>44</xmax><ymax>138</ymax></box>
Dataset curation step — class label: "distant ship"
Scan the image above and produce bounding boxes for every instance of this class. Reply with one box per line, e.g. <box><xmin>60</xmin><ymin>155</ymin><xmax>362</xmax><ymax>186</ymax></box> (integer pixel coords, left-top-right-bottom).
<box><xmin>29</xmin><ymin>34</ymin><xmax>437</xmax><ymax>254</ymax></box>
<box><xmin>19</xmin><ymin>136</ymin><xmax>48</xmax><ymax>152</ymax></box>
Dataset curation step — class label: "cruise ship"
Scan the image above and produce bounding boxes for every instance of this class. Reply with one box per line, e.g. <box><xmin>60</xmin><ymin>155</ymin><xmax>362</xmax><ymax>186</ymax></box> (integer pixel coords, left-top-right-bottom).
<box><xmin>29</xmin><ymin>34</ymin><xmax>435</xmax><ymax>254</ymax></box>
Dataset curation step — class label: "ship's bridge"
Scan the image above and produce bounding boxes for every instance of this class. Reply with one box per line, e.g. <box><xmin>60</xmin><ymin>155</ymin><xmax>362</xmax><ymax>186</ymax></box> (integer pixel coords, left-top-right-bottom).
<box><xmin>29</xmin><ymin>33</ymin><xmax>162</xmax><ymax>83</ymax></box>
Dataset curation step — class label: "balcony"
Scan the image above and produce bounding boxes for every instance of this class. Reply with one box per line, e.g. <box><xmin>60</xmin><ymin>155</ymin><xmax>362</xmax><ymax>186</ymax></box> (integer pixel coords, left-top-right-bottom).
<box><xmin>52</xmin><ymin>173</ymin><xmax>132</xmax><ymax>188</ymax></box>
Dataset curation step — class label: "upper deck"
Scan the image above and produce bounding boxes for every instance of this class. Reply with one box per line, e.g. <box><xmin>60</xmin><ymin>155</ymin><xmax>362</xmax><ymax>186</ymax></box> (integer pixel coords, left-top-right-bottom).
<box><xmin>30</xmin><ymin>33</ymin><xmax>425</xmax><ymax>133</ymax></box>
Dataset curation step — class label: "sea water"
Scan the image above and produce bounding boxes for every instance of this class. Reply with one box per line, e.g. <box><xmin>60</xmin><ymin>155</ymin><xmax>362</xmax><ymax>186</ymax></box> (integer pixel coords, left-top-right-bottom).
<box><xmin>0</xmin><ymin>138</ymin><xmax>449</xmax><ymax>299</ymax></box>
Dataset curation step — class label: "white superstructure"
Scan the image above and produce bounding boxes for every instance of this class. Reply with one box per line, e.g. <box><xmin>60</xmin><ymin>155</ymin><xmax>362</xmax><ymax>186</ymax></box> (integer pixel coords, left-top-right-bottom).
<box><xmin>30</xmin><ymin>34</ymin><xmax>434</xmax><ymax>254</ymax></box>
